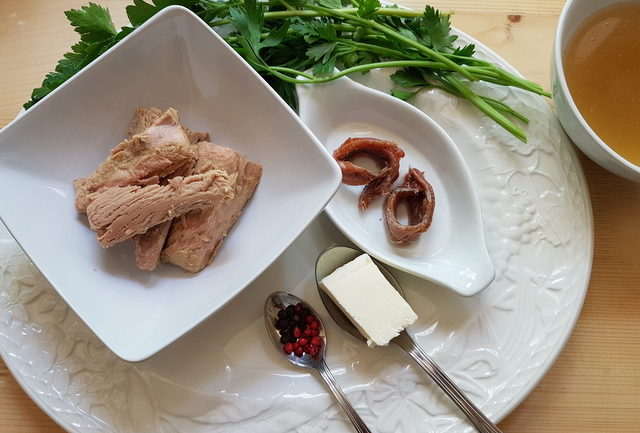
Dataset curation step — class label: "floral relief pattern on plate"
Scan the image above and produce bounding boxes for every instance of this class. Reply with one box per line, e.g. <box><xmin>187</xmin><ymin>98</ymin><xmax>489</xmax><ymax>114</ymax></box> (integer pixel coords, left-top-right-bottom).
<box><xmin>0</xmin><ymin>30</ymin><xmax>591</xmax><ymax>433</ymax></box>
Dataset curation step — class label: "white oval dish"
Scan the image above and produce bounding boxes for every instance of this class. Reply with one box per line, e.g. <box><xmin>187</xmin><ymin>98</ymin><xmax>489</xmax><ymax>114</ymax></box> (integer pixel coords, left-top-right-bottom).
<box><xmin>297</xmin><ymin>76</ymin><xmax>495</xmax><ymax>296</ymax></box>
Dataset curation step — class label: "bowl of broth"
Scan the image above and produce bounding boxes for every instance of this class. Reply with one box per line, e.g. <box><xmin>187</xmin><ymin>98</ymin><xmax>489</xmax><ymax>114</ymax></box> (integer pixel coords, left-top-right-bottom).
<box><xmin>552</xmin><ymin>0</ymin><xmax>640</xmax><ymax>182</ymax></box>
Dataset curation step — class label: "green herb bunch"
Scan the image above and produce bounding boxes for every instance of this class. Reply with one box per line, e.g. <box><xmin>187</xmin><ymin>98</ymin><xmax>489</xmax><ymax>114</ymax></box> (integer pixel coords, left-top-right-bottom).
<box><xmin>25</xmin><ymin>0</ymin><xmax>549</xmax><ymax>142</ymax></box>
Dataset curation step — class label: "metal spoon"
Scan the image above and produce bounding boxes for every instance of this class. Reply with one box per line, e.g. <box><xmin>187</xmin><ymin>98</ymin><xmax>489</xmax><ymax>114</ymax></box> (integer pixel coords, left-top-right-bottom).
<box><xmin>315</xmin><ymin>246</ymin><xmax>503</xmax><ymax>433</ymax></box>
<box><xmin>264</xmin><ymin>291</ymin><xmax>372</xmax><ymax>433</ymax></box>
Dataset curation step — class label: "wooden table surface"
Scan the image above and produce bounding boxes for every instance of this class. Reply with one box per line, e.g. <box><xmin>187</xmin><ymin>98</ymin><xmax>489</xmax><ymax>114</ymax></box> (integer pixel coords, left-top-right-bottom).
<box><xmin>0</xmin><ymin>1</ymin><xmax>638</xmax><ymax>432</ymax></box>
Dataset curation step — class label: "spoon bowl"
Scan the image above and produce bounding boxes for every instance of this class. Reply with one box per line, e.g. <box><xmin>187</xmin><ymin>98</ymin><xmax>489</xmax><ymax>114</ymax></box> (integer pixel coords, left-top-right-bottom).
<box><xmin>264</xmin><ymin>291</ymin><xmax>372</xmax><ymax>433</ymax></box>
<box><xmin>315</xmin><ymin>245</ymin><xmax>405</xmax><ymax>343</ymax></box>
<box><xmin>264</xmin><ymin>291</ymin><xmax>327</xmax><ymax>368</ymax></box>
<box><xmin>315</xmin><ymin>246</ymin><xmax>503</xmax><ymax>433</ymax></box>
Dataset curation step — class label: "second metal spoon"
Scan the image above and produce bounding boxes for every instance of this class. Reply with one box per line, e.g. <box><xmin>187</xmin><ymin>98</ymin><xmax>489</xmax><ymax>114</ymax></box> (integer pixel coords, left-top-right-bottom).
<box><xmin>315</xmin><ymin>246</ymin><xmax>503</xmax><ymax>433</ymax></box>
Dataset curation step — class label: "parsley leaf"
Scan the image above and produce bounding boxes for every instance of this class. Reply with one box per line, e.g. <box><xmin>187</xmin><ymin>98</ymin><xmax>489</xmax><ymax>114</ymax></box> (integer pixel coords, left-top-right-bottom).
<box><xmin>421</xmin><ymin>5</ymin><xmax>457</xmax><ymax>51</ymax></box>
<box><xmin>24</xmin><ymin>3</ymin><xmax>119</xmax><ymax>109</ymax></box>
<box><xmin>390</xmin><ymin>68</ymin><xmax>428</xmax><ymax>88</ymax></box>
<box><xmin>397</xmin><ymin>27</ymin><xmax>417</xmax><ymax>42</ymax></box>
<box><xmin>291</xmin><ymin>19</ymin><xmax>337</xmax><ymax>43</ymax></box>
<box><xmin>390</xmin><ymin>89</ymin><xmax>420</xmax><ymax>101</ymax></box>
<box><xmin>306</xmin><ymin>41</ymin><xmax>337</xmax><ymax>62</ymax></box>
<box><xmin>356</xmin><ymin>0</ymin><xmax>380</xmax><ymax>19</ymax></box>
<box><xmin>261</xmin><ymin>22</ymin><xmax>291</xmax><ymax>49</ymax></box>
<box><xmin>65</xmin><ymin>3</ymin><xmax>117</xmax><ymax>42</ymax></box>
<box><xmin>126</xmin><ymin>0</ymin><xmax>201</xmax><ymax>27</ymax></box>
<box><xmin>126</xmin><ymin>0</ymin><xmax>158</xmax><ymax>26</ymax></box>
<box><xmin>390</xmin><ymin>68</ymin><xmax>437</xmax><ymax>102</ymax></box>
<box><xmin>312</xmin><ymin>56</ymin><xmax>337</xmax><ymax>76</ymax></box>
<box><xmin>452</xmin><ymin>44</ymin><xmax>476</xmax><ymax>58</ymax></box>
<box><xmin>229</xmin><ymin>0</ymin><xmax>264</xmax><ymax>49</ymax></box>
<box><xmin>316</xmin><ymin>0</ymin><xmax>343</xmax><ymax>9</ymax></box>
<box><xmin>307</xmin><ymin>41</ymin><xmax>337</xmax><ymax>76</ymax></box>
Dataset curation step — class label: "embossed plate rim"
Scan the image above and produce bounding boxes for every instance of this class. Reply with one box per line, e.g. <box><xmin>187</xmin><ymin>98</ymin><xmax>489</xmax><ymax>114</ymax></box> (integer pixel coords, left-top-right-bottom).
<box><xmin>452</xmin><ymin>26</ymin><xmax>594</xmax><ymax>418</ymax></box>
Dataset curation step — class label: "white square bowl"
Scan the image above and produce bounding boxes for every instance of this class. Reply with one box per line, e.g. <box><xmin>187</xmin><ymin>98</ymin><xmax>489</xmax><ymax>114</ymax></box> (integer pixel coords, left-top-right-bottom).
<box><xmin>0</xmin><ymin>6</ymin><xmax>341</xmax><ymax>362</ymax></box>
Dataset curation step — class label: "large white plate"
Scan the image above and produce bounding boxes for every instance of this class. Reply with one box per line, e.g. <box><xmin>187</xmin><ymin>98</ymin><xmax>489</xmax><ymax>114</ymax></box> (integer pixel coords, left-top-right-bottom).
<box><xmin>0</xmin><ymin>28</ymin><xmax>591</xmax><ymax>433</ymax></box>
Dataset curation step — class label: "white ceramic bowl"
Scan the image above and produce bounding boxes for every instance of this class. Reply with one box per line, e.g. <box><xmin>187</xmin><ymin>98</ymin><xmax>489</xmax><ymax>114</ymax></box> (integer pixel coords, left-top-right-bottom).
<box><xmin>552</xmin><ymin>0</ymin><xmax>640</xmax><ymax>182</ymax></box>
<box><xmin>0</xmin><ymin>6</ymin><xmax>341</xmax><ymax>361</ymax></box>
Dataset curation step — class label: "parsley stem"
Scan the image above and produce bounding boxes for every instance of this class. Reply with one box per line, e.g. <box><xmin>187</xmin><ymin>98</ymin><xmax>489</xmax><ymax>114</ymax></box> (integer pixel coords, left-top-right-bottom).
<box><xmin>267</xmin><ymin>60</ymin><xmax>466</xmax><ymax>83</ymax></box>
<box><xmin>276</xmin><ymin>0</ymin><xmax>296</xmax><ymax>12</ymax></box>
<box><xmin>461</xmin><ymin>68</ymin><xmax>547</xmax><ymax>95</ymax></box>
<box><xmin>431</xmin><ymin>82</ymin><xmax>530</xmax><ymax>123</ymax></box>
<box><xmin>442</xmin><ymin>74</ymin><xmax>527</xmax><ymax>142</ymax></box>
<box><xmin>240</xmin><ymin>28</ymin><xmax>546</xmax><ymax>96</ymax></box>
<box><xmin>494</xmin><ymin>68</ymin><xmax>549</xmax><ymax>96</ymax></box>
<box><xmin>442</xmin><ymin>54</ymin><xmax>548</xmax><ymax>96</ymax></box>
<box><xmin>481</xmin><ymin>97</ymin><xmax>529</xmax><ymax>123</ymax></box>
<box><xmin>208</xmin><ymin>7</ymin><xmax>424</xmax><ymax>27</ymax></box>
<box><xmin>271</xmin><ymin>66</ymin><xmax>316</xmax><ymax>79</ymax></box>
<box><xmin>233</xmin><ymin>29</ymin><xmax>546</xmax><ymax>96</ymax></box>
<box><xmin>266</xmin><ymin>61</ymin><xmax>427</xmax><ymax>83</ymax></box>
<box><xmin>270</xmin><ymin>62</ymin><xmax>529</xmax><ymax>130</ymax></box>
<box><xmin>342</xmin><ymin>41</ymin><xmax>542</xmax><ymax>95</ymax></box>
<box><xmin>304</xmin><ymin>4</ymin><xmax>477</xmax><ymax>81</ymax></box>
<box><xmin>341</xmin><ymin>40</ymin><xmax>414</xmax><ymax>60</ymax></box>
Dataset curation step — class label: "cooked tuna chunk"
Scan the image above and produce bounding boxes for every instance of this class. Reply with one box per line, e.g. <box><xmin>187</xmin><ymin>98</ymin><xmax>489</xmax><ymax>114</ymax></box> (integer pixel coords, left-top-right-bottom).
<box><xmin>134</xmin><ymin>221</ymin><xmax>172</xmax><ymax>271</ymax></box>
<box><xmin>74</xmin><ymin>108</ymin><xmax>197</xmax><ymax>212</ymax></box>
<box><xmin>132</xmin><ymin>161</ymin><xmax>194</xmax><ymax>270</ymax></box>
<box><xmin>86</xmin><ymin>170</ymin><xmax>235</xmax><ymax>247</ymax></box>
<box><xmin>127</xmin><ymin>107</ymin><xmax>162</xmax><ymax>136</ymax></box>
<box><xmin>162</xmin><ymin>142</ymin><xmax>262</xmax><ymax>272</ymax></box>
<box><xmin>128</xmin><ymin>107</ymin><xmax>210</xmax><ymax>145</ymax></box>
<box><xmin>183</xmin><ymin>128</ymin><xmax>210</xmax><ymax>146</ymax></box>
<box><xmin>131</xmin><ymin>153</ymin><xmax>197</xmax><ymax>270</ymax></box>
<box><xmin>127</xmin><ymin>107</ymin><xmax>209</xmax><ymax>270</ymax></box>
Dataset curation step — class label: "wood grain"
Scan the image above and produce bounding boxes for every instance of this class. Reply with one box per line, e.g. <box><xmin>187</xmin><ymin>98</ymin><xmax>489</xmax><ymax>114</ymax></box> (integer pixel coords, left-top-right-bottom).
<box><xmin>420</xmin><ymin>0</ymin><xmax>564</xmax><ymax>15</ymax></box>
<box><xmin>0</xmin><ymin>1</ymin><xmax>638</xmax><ymax>432</ymax></box>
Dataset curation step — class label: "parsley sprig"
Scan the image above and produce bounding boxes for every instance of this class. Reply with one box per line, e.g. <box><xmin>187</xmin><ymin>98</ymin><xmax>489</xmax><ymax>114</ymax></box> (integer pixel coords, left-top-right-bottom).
<box><xmin>25</xmin><ymin>0</ymin><xmax>549</xmax><ymax>142</ymax></box>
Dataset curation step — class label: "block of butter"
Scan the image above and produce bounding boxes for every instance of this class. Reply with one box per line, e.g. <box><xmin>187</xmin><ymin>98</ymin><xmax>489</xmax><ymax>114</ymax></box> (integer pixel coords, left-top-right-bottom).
<box><xmin>319</xmin><ymin>253</ymin><xmax>417</xmax><ymax>347</ymax></box>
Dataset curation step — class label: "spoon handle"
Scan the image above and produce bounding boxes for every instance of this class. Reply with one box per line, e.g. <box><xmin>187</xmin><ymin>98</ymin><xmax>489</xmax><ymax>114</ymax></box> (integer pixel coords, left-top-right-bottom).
<box><xmin>314</xmin><ymin>360</ymin><xmax>372</xmax><ymax>433</ymax></box>
<box><xmin>394</xmin><ymin>331</ymin><xmax>503</xmax><ymax>433</ymax></box>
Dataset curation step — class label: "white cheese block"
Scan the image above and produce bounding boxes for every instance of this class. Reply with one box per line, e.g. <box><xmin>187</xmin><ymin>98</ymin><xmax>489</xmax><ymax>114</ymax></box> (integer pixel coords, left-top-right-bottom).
<box><xmin>320</xmin><ymin>253</ymin><xmax>418</xmax><ymax>347</ymax></box>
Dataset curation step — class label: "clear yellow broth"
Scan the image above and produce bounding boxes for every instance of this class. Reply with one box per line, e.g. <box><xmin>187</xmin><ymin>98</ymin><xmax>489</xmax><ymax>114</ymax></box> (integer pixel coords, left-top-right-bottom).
<box><xmin>563</xmin><ymin>2</ymin><xmax>640</xmax><ymax>166</ymax></box>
